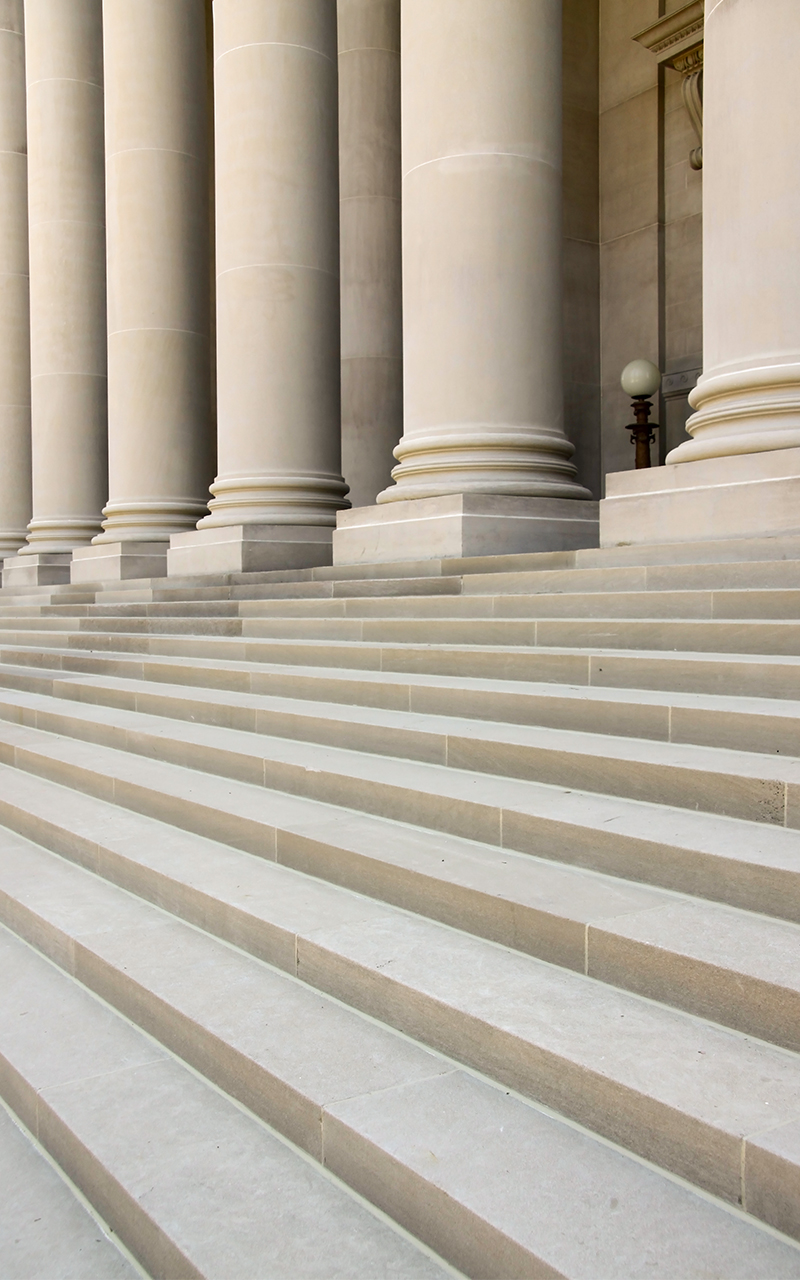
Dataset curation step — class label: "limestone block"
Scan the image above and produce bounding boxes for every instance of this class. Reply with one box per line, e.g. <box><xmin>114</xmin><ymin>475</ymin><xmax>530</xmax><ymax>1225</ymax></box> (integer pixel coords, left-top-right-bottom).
<box><xmin>2</xmin><ymin>553</ymin><xmax>71</xmax><ymax>588</ymax></box>
<box><xmin>334</xmin><ymin>495</ymin><xmax>599</xmax><ymax>565</ymax></box>
<box><xmin>70</xmin><ymin>542</ymin><xmax>168</xmax><ymax>584</ymax></box>
<box><xmin>601</xmin><ymin>447</ymin><xmax>800</xmax><ymax>548</ymax></box>
<box><xmin>168</xmin><ymin>526</ymin><xmax>334</xmax><ymax>577</ymax></box>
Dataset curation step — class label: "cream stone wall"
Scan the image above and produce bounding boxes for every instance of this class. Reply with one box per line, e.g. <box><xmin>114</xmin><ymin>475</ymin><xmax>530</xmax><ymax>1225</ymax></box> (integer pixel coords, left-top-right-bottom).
<box><xmin>338</xmin><ymin>0</ymin><xmax>402</xmax><ymax>510</ymax></box>
<box><xmin>563</xmin><ymin>0</ymin><xmax>601</xmax><ymax>499</ymax></box>
<box><xmin>598</xmin><ymin>0</ymin><xmax>705</xmax><ymax>483</ymax></box>
<box><xmin>598</xmin><ymin>0</ymin><xmax>661</xmax><ymax>482</ymax></box>
<box><xmin>661</xmin><ymin>62</ymin><xmax>702</xmax><ymax>457</ymax></box>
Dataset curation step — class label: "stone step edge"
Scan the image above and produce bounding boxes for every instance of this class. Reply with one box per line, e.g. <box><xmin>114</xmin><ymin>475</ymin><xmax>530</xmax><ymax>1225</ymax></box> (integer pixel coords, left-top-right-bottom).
<box><xmin>9</xmin><ymin>583</ymin><xmax>800</xmax><ymax>621</ymax></box>
<box><xmin>0</xmin><ymin>666</ymin><xmax>797</xmax><ymax>815</ymax></box>
<box><xmin>1</xmin><ymin>747</ymin><xmax>798</xmax><ymax>1049</ymax></box>
<box><xmin>6</xmin><ymin>653</ymin><xmax>800</xmax><ymax>735</ymax></box>
<box><xmin>2</xmin><ymin>747</ymin><xmax>800</xmax><ymax>1061</ymax></box>
<box><xmin>0</xmin><ymin>926</ymin><xmax>459</xmax><ymax>1280</ymax></box>
<box><xmin>3</xmin><ymin>822</ymin><xmax>800</xmax><ymax>1238</ymax></box>
<box><xmin>5</xmin><ymin>642</ymin><xmax>800</xmax><ymax>719</ymax></box>
<box><xmin>1</xmin><ymin>709</ymin><xmax>799</xmax><ymax>930</ymax></box>
<box><xmin>4</xmin><ymin>635</ymin><xmax>800</xmax><ymax>702</ymax></box>
<box><xmin>7</xmin><ymin>918</ymin><xmax>800</xmax><ymax>1280</ymax></box>
<box><xmin>0</xmin><ymin>676</ymin><xmax>798</xmax><ymax>844</ymax></box>
<box><xmin>0</xmin><ymin>1093</ymin><xmax>145</xmax><ymax>1279</ymax></box>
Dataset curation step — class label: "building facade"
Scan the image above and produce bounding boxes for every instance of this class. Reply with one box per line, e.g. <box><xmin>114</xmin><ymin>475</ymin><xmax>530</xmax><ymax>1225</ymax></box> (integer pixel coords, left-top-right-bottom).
<box><xmin>1</xmin><ymin>0</ymin><xmax>796</xmax><ymax>584</ymax></box>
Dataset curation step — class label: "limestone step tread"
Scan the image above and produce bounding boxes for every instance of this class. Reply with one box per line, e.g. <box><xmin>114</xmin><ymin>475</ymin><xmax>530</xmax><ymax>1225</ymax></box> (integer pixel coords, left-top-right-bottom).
<box><xmin>7</xmin><ymin>612</ymin><xmax>800</xmax><ymax>657</ymax></box>
<box><xmin>4</xmin><ymin>916</ymin><xmax>798</xmax><ymax>1280</ymax></box>
<box><xmin>17</xmin><ymin>656</ymin><xmax>800</xmax><ymax>756</ymax></box>
<box><xmin>8</xmin><ymin>584</ymin><xmax>800</xmax><ymax>621</ymax></box>
<box><xmin>0</xmin><ymin>1102</ymin><xmax>139</xmax><ymax>1280</ymax></box>
<box><xmin>3</xmin><ymin>631</ymin><xmax>800</xmax><ymax>700</ymax></box>
<box><xmin>1</xmin><ymin>707</ymin><xmax>800</xmax><ymax>923</ymax></box>
<box><xmin>0</xmin><ymin>927</ymin><xmax>453</xmax><ymax>1280</ymax></box>
<box><xmin>4</xmin><ymin>641</ymin><xmax>800</xmax><ymax>731</ymax></box>
<box><xmin>3</xmin><ymin>821</ymin><xmax>800</xmax><ymax>1231</ymax></box>
<box><xmin>234</xmin><ymin>587</ymin><xmax>800</xmax><ymax>619</ymax></box>
<box><xmin>2</xmin><ymin>736</ymin><xmax>800</xmax><ymax>1054</ymax></box>
<box><xmin>0</xmin><ymin>675</ymin><xmax>798</xmax><ymax>826</ymax></box>
<box><xmin>238</xmin><ymin>616</ymin><xmax>800</xmax><ymax>653</ymax></box>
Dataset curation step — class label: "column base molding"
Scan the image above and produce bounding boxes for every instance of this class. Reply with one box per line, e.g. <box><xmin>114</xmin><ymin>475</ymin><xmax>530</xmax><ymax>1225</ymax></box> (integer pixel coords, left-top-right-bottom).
<box><xmin>2</xmin><ymin>552</ymin><xmax>72</xmax><ymax>588</ymax></box>
<box><xmin>333</xmin><ymin>494</ymin><xmax>599</xmax><ymax>566</ymax></box>
<box><xmin>167</xmin><ymin>525</ymin><xmax>334</xmax><ymax>577</ymax></box>
<box><xmin>70</xmin><ymin>542</ymin><xmax>169</xmax><ymax>584</ymax></box>
<box><xmin>21</xmin><ymin>517</ymin><xmax>104</xmax><ymax>554</ymax></box>
<box><xmin>600</xmin><ymin>446</ymin><xmax>800</xmax><ymax>548</ymax></box>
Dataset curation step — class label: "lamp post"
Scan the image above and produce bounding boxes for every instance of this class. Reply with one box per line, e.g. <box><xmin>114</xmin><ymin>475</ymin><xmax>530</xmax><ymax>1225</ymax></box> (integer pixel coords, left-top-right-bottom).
<box><xmin>621</xmin><ymin>359</ymin><xmax>662</xmax><ymax>468</ymax></box>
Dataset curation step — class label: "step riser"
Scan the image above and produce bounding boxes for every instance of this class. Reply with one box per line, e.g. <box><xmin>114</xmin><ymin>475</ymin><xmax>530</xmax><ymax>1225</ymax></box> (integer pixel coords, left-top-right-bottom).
<box><xmin>3</xmin><ymin>638</ymin><xmax>800</xmax><ymax>702</ymax></box>
<box><xmin>0</xmin><ymin>686</ymin><xmax>793</xmax><ymax>830</ymax></box>
<box><xmin>0</xmin><ymin>930</ymin><xmax>447</xmax><ymax>1280</ymax></box>
<box><xmin>4</xmin><ymin>724</ymin><xmax>800</xmax><ymax>946</ymax></box>
<box><xmin>0</xmin><ymin>840</ymin><xmax>792</xmax><ymax>1231</ymax></box>
<box><xmin>0</xmin><ymin>1051</ymin><xmax>201</xmax><ymax>1280</ymax></box>
<box><xmin>9</xmin><ymin>587</ymin><xmax>800</xmax><ymax>622</ymax></box>
<box><xmin>3</xmin><ymin>771</ymin><xmax>799</xmax><ymax>1062</ymax></box>
<box><xmin>0</xmin><ymin>887</ymin><xmax>539</xmax><ymax>1280</ymax></box>
<box><xmin>4</xmin><ymin>615</ymin><xmax>800</xmax><ymax>656</ymax></box>
<box><xmin>3</xmin><ymin>654</ymin><xmax>800</xmax><ymax>758</ymax></box>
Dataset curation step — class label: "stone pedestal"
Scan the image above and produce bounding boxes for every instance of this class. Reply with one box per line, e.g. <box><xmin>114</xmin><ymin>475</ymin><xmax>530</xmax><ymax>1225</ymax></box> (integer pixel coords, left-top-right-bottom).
<box><xmin>168</xmin><ymin>526</ymin><xmax>333</xmax><ymax>577</ymax></box>
<box><xmin>2</xmin><ymin>552</ymin><xmax>71</xmax><ymax>588</ymax></box>
<box><xmin>600</xmin><ymin>447</ymin><xmax>800</xmax><ymax>549</ymax></box>
<box><xmin>70</xmin><ymin>542</ymin><xmax>167</xmax><ymax>584</ymax></box>
<box><xmin>333</xmin><ymin>495</ymin><xmax>599</xmax><ymax>566</ymax></box>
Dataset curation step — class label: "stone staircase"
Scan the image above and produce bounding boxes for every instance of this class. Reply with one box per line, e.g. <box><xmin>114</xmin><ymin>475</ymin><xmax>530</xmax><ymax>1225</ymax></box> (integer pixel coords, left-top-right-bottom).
<box><xmin>2</xmin><ymin>538</ymin><xmax>800</xmax><ymax>1278</ymax></box>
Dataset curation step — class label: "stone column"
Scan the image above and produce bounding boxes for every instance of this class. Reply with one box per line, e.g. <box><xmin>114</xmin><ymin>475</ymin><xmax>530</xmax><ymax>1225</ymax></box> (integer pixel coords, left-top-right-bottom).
<box><xmin>333</xmin><ymin>0</ymin><xmax>598</xmax><ymax>565</ymax></box>
<box><xmin>9</xmin><ymin>0</ymin><xmax>107</xmax><ymax>588</ymax></box>
<box><xmin>668</xmin><ymin>0</ymin><xmax>800</xmax><ymax>465</ymax></box>
<box><xmin>338</xmin><ymin>0</ymin><xmax>402</xmax><ymax>509</ymax></box>
<box><xmin>169</xmin><ymin>0</ymin><xmax>348</xmax><ymax>576</ymax></box>
<box><xmin>0</xmin><ymin>1</ymin><xmax>31</xmax><ymax>561</ymax></box>
<box><xmin>72</xmin><ymin>0</ymin><xmax>213</xmax><ymax>584</ymax></box>
<box><xmin>600</xmin><ymin>0</ymin><xmax>800</xmax><ymax>548</ymax></box>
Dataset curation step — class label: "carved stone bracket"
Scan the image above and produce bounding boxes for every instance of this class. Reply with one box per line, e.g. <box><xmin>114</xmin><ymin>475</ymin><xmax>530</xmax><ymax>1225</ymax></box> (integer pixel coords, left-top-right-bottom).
<box><xmin>634</xmin><ymin>1</ymin><xmax>704</xmax><ymax>170</ymax></box>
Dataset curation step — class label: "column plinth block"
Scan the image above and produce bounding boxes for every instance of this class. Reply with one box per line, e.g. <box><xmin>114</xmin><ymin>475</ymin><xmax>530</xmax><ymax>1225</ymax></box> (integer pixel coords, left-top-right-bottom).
<box><xmin>2</xmin><ymin>552</ymin><xmax>72</xmax><ymax>588</ymax></box>
<box><xmin>70</xmin><ymin>542</ymin><xmax>168</xmax><ymax>584</ymax></box>
<box><xmin>168</xmin><ymin>525</ymin><xmax>334</xmax><ymax>577</ymax></box>
<box><xmin>600</xmin><ymin>447</ymin><xmax>800</xmax><ymax>549</ymax></box>
<box><xmin>333</xmin><ymin>494</ymin><xmax>599</xmax><ymax>566</ymax></box>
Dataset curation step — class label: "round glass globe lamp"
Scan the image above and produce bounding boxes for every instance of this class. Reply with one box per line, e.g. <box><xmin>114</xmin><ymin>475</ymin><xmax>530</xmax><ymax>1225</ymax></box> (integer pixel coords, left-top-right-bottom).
<box><xmin>621</xmin><ymin>359</ymin><xmax>661</xmax><ymax>399</ymax></box>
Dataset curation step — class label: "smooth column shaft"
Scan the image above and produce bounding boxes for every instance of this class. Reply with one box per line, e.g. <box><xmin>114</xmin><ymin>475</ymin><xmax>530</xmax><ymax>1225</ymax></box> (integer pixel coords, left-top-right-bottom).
<box><xmin>381</xmin><ymin>0</ymin><xmax>587</xmax><ymax>503</ymax></box>
<box><xmin>670</xmin><ymin>0</ymin><xmax>800</xmax><ymax>463</ymax></box>
<box><xmin>0</xmin><ymin>1</ymin><xmax>31</xmax><ymax>553</ymax></box>
<box><xmin>23</xmin><ymin>0</ymin><xmax>106</xmax><ymax>553</ymax></box>
<box><xmin>97</xmin><ymin>0</ymin><xmax>213</xmax><ymax>542</ymax></box>
<box><xmin>202</xmin><ymin>0</ymin><xmax>348</xmax><ymax>528</ymax></box>
<box><xmin>338</xmin><ymin>0</ymin><xmax>402</xmax><ymax>509</ymax></box>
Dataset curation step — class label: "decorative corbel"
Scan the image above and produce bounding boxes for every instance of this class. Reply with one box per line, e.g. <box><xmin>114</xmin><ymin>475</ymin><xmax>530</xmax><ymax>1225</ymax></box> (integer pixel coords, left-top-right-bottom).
<box><xmin>634</xmin><ymin>0</ymin><xmax>704</xmax><ymax>170</ymax></box>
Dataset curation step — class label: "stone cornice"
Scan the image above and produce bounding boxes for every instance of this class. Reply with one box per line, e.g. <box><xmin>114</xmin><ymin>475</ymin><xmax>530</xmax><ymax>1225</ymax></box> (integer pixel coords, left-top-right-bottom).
<box><xmin>634</xmin><ymin>0</ymin><xmax>704</xmax><ymax>69</ymax></box>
